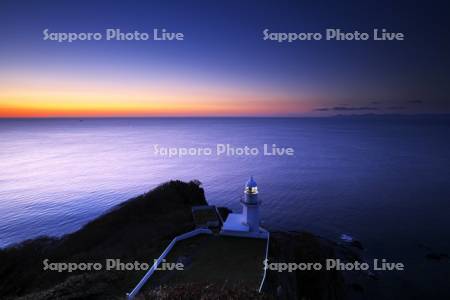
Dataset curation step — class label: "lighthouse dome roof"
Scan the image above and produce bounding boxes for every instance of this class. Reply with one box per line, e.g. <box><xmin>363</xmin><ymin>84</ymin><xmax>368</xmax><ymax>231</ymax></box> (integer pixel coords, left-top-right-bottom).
<box><xmin>246</xmin><ymin>176</ymin><xmax>257</xmax><ymax>188</ymax></box>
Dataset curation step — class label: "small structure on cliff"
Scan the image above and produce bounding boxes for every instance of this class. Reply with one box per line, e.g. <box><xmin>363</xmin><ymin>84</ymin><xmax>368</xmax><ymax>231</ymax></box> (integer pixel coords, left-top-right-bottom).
<box><xmin>221</xmin><ymin>177</ymin><xmax>267</xmax><ymax>238</ymax></box>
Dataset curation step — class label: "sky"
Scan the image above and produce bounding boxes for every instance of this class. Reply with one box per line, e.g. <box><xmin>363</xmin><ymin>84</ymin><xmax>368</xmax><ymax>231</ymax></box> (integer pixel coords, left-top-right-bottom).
<box><xmin>0</xmin><ymin>0</ymin><xmax>449</xmax><ymax>117</ymax></box>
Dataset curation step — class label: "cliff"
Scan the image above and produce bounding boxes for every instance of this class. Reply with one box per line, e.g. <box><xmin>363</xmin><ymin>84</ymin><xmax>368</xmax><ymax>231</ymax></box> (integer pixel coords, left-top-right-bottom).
<box><xmin>0</xmin><ymin>180</ymin><xmax>206</xmax><ymax>299</ymax></box>
<box><xmin>0</xmin><ymin>180</ymin><xmax>349</xmax><ymax>300</ymax></box>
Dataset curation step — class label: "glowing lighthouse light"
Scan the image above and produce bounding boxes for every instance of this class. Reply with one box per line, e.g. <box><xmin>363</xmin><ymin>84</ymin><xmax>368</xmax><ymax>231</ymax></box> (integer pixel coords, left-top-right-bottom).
<box><xmin>245</xmin><ymin>177</ymin><xmax>258</xmax><ymax>196</ymax></box>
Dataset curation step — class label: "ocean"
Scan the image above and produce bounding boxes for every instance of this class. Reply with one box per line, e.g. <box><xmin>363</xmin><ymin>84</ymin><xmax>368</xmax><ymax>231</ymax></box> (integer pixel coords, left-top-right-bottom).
<box><xmin>0</xmin><ymin>117</ymin><xmax>449</xmax><ymax>297</ymax></box>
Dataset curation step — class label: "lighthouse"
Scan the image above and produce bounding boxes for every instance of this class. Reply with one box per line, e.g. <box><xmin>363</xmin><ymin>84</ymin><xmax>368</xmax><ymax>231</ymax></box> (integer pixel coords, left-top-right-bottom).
<box><xmin>242</xmin><ymin>176</ymin><xmax>260</xmax><ymax>232</ymax></box>
<box><xmin>220</xmin><ymin>177</ymin><xmax>267</xmax><ymax>238</ymax></box>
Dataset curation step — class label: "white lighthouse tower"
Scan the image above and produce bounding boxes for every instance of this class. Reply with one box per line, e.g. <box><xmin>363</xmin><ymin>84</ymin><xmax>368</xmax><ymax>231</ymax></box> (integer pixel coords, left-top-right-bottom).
<box><xmin>242</xmin><ymin>176</ymin><xmax>260</xmax><ymax>232</ymax></box>
<box><xmin>220</xmin><ymin>177</ymin><xmax>267</xmax><ymax>238</ymax></box>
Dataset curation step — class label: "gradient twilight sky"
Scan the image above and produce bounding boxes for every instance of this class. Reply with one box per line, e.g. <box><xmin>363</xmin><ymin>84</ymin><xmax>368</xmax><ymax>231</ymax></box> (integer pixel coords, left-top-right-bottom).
<box><xmin>0</xmin><ymin>0</ymin><xmax>449</xmax><ymax>117</ymax></box>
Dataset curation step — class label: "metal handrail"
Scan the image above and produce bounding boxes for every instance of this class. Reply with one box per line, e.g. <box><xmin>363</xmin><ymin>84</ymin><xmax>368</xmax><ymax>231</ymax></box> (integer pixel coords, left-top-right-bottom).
<box><xmin>258</xmin><ymin>231</ymin><xmax>270</xmax><ymax>293</ymax></box>
<box><xmin>126</xmin><ymin>228</ymin><xmax>213</xmax><ymax>299</ymax></box>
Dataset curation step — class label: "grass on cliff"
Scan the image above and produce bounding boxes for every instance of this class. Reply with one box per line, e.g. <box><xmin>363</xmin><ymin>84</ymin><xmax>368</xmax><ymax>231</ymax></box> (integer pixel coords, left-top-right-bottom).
<box><xmin>0</xmin><ymin>180</ymin><xmax>207</xmax><ymax>299</ymax></box>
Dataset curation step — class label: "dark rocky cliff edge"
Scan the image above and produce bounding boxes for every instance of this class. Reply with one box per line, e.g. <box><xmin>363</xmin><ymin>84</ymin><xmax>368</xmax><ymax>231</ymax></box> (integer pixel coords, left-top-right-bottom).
<box><xmin>0</xmin><ymin>180</ymin><xmax>348</xmax><ymax>300</ymax></box>
<box><xmin>264</xmin><ymin>232</ymin><xmax>346</xmax><ymax>300</ymax></box>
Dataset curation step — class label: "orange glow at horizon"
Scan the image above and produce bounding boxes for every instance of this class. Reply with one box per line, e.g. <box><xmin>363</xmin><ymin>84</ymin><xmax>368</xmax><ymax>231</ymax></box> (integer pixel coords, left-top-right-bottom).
<box><xmin>0</xmin><ymin>72</ymin><xmax>309</xmax><ymax>117</ymax></box>
<box><xmin>0</xmin><ymin>98</ymin><xmax>305</xmax><ymax>117</ymax></box>
<box><xmin>0</xmin><ymin>93</ymin><xmax>307</xmax><ymax>118</ymax></box>
<box><xmin>0</xmin><ymin>89</ymin><xmax>308</xmax><ymax>118</ymax></box>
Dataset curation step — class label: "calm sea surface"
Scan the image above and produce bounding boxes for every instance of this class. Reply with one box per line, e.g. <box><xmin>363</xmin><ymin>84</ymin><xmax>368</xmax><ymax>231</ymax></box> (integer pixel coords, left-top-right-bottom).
<box><xmin>0</xmin><ymin>117</ymin><xmax>449</xmax><ymax>297</ymax></box>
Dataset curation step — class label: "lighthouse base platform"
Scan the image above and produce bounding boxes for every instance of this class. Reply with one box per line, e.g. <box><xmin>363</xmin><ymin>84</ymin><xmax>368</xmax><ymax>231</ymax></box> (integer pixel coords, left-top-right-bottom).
<box><xmin>220</xmin><ymin>213</ymin><xmax>268</xmax><ymax>239</ymax></box>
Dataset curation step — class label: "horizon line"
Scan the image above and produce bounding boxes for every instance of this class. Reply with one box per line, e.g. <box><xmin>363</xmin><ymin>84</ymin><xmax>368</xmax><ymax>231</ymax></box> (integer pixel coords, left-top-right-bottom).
<box><xmin>1</xmin><ymin>113</ymin><xmax>449</xmax><ymax>120</ymax></box>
